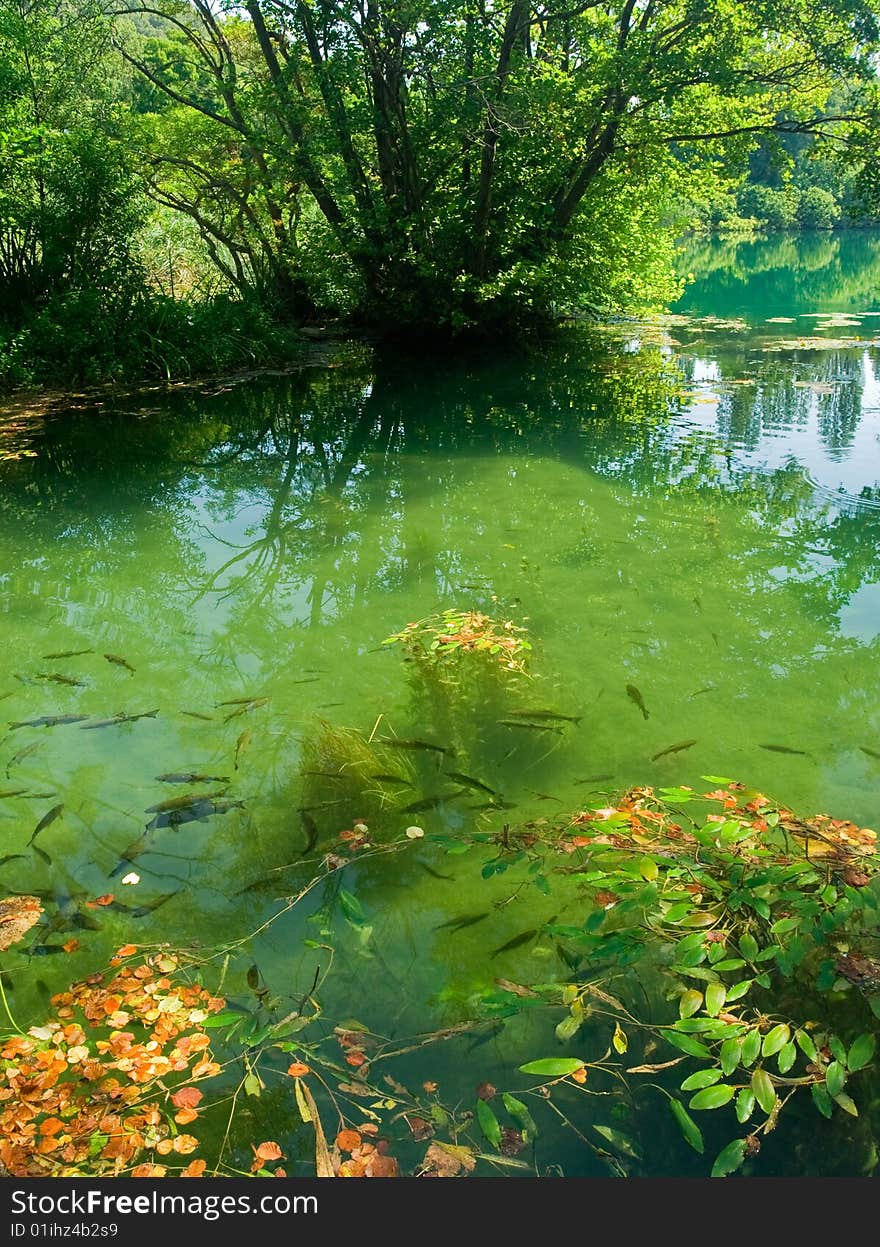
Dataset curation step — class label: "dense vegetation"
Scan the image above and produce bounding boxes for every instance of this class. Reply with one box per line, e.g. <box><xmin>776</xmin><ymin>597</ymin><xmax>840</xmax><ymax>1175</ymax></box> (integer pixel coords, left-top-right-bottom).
<box><xmin>1</xmin><ymin>0</ymin><xmax>880</xmax><ymax>384</ymax></box>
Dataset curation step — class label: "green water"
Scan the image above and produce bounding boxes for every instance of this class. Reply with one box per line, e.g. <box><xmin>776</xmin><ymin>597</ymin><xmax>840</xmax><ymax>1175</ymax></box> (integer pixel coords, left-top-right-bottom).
<box><xmin>1</xmin><ymin>231</ymin><xmax>879</xmax><ymax>1177</ymax></box>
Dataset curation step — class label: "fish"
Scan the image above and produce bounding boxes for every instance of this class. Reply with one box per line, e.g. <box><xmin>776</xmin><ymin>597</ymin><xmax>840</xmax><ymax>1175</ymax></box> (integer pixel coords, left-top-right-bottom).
<box><xmin>466</xmin><ymin>1020</ymin><xmax>506</xmax><ymax>1052</ymax></box>
<box><xmin>490</xmin><ymin>929</ymin><xmax>539</xmax><ymax>957</ymax></box>
<box><xmin>224</xmin><ymin>697</ymin><xmax>269</xmax><ymax>722</ymax></box>
<box><xmin>6</xmin><ymin>741</ymin><xmax>44</xmax><ymax>772</ymax></box>
<box><xmin>693</xmin><ymin>596</ymin><xmax>703</xmax><ymax>613</ymax></box>
<box><xmin>80</xmin><ymin>709</ymin><xmax>159</xmax><ymax>729</ymax></box>
<box><xmin>9</xmin><ymin>715</ymin><xmax>89</xmax><ymax>729</ymax></box>
<box><xmin>156</xmin><ymin>772</ymin><xmax>231</xmax><ymax>784</ymax></box>
<box><xmin>444</xmin><ymin>770</ymin><xmax>498</xmax><ymax>796</ymax></box>
<box><xmin>859</xmin><ymin>746</ymin><xmax>880</xmax><ymax>760</ymax></box>
<box><xmin>625</xmin><ymin>685</ymin><xmax>649</xmax><ymax>720</ymax></box>
<box><xmin>402</xmin><ymin>792</ymin><xmax>462</xmax><ymax>814</ymax></box>
<box><xmin>42</xmin><ymin>649</ymin><xmax>94</xmax><ymax>659</ymax></box>
<box><xmin>32</xmin><ymin>846</ymin><xmax>52</xmax><ymax>867</ymax></box>
<box><xmin>370</xmin><ymin>773</ymin><xmax>415</xmax><ymax>787</ymax></box>
<box><xmin>508</xmin><ymin>709</ymin><xmax>582</xmax><ymax>725</ymax></box>
<box><xmin>0</xmin><ymin>788</ymin><xmax>29</xmax><ymax>798</ymax></box>
<box><xmin>129</xmin><ymin>891</ymin><xmax>178</xmax><ymax>918</ymax></box>
<box><xmin>651</xmin><ymin>739</ymin><xmax>698</xmax><ymax>762</ymax></box>
<box><xmin>435</xmin><ymin>911</ymin><xmax>489</xmax><ymax>933</ymax></box>
<box><xmin>574</xmin><ymin>774</ymin><xmax>614</xmax><ymax>785</ymax></box>
<box><xmin>497</xmin><ymin>720</ymin><xmax>563</xmax><ymax>733</ymax></box>
<box><xmin>182</xmin><ymin>710</ymin><xmax>214</xmax><ymax>721</ymax></box>
<box><xmin>110</xmin><ymin>835</ymin><xmax>151</xmax><ymax>876</ymax></box>
<box><xmin>145</xmin><ymin>791</ymin><xmax>227</xmax><ymax>814</ymax></box>
<box><xmin>0</xmin><ymin>853</ymin><xmax>26</xmax><ymax>866</ymax></box>
<box><xmin>0</xmin><ymin>691</ymin><xmax>15</xmax><ymax>703</ymax></box>
<box><xmin>470</xmin><ymin>798</ymin><xmax>517</xmax><ymax>810</ymax></box>
<box><xmin>291</xmin><ymin>677</ymin><xmax>321</xmax><ymax>684</ymax></box>
<box><xmin>216</xmin><ymin>696</ymin><xmax>268</xmax><ymax>706</ymax></box>
<box><xmin>104</xmin><ymin>653</ymin><xmax>136</xmax><ymax>673</ymax></box>
<box><xmin>689</xmin><ymin>685</ymin><xmax>716</xmax><ymax>698</ymax></box>
<box><xmin>420</xmin><ymin>863</ymin><xmax>454</xmax><ymax>882</ymax></box>
<box><xmin>28</xmin><ymin>803</ymin><xmax>64</xmax><ymax>845</ymax></box>
<box><xmin>36</xmin><ymin>673</ymin><xmax>86</xmax><ymax>687</ymax></box>
<box><xmin>26</xmin><ymin>945</ymin><xmax>65</xmax><ymax>956</ymax></box>
<box><xmin>234</xmin><ymin>729</ymin><xmax>252</xmax><ymax>770</ymax></box>
<box><xmin>759</xmin><ymin>744</ymin><xmax>810</xmax><ymax>756</ymax></box>
<box><xmin>299</xmin><ymin>809</ymin><xmax>319</xmax><ymax>855</ymax></box>
<box><xmin>146</xmin><ymin>797</ymin><xmax>243</xmax><ymax>832</ymax></box>
<box><xmin>379</xmin><ymin>737</ymin><xmax>454</xmax><ymax>756</ymax></box>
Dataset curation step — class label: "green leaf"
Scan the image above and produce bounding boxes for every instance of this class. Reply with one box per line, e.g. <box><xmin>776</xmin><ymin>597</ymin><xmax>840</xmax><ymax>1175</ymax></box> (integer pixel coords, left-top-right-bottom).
<box><xmin>712</xmin><ymin>959</ymin><xmax>747</xmax><ymax>972</ymax></box>
<box><xmin>761</xmin><ymin>1024</ymin><xmax>790</xmax><ymax>1057</ymax></box>
<box><xmin>202</xmin><ymin>1010</ymin><xmax>246</xmax><ymax>1028</ymax></box>
<box><xmin>502</xmin><ymin>1094</ymin><xmax>537</xmax><ymax>1139</ymax></box>
<box><xmin>243</xmin><ymin>1071</ymin><xmax>262</xmax><ymax>1098</ymax></box>
<box><xmin>611</xmin><ymin>1022</ymin><xmax>628</xmax><ymax>1054</ymax></box>
<box><xmin>770</xmin><ymin>916</ymin><xmax>800</xmax><ymax>935</ymax></box>
<box><xmin>555</xmin><ymin>1015</ymin><xmax>581</xmax><ymax>1042</ymax></box>
<box><xmin>796</xmin><ymin>1030</ymin><xmax>818</xmax><ymax>1062</ymax></box>
<box><xmin>739</xmin><ymin>933</ymin><xmax>759</xmax><ymax>961</ymax></box>
<box><xmin>668</xmin><ymin>1098</ymin><xmax>704</xmax><ymax>1154</ymax></box>
<box><xmin>639</xmin><ymin>856</ymin><xmax>658</xmax><ymax>882</ymax></box>
<box><xmin>339</xmin><ymin>888</ymin><xmax>366</xmax><ymax>927</ymax></box>
<box><xmin>720</xmin><ymin>1038</ymin><xmax>743</xmax><ymax>1076</ymax></box>
<box><xmin>811</xmin><ymin>1084</ymin><xmax>833</xmax><ymax>1118</ymax></box>
<box><xmin>832</xmin><ymin>1092</ymin><xmax>858</xmax><ymax>1117</ymax></box>
<box><xmin>741</xmin><ymin>1029</ymin><xmax>762</xmax><ymax>1067</ymax></box>
<box><xmin>681</xmin><ymin>1069</ymin><xmax>723</xmax><ymax>1092</ymax></box>
<box><xmin>593</xmin><ymin>1125</ymin><xmax>640</xmax><ymax>1159</ymax></box>
<box><xmin>705</xmin><ymin>982</ymin><xmax>726</xmax><ymax>1017</ymax></box>
<box><xmin>825</xmin><ymin>1061</ymin><xmax>846</xmax><ymax>1099</ymax></box>
<box><xmin>711</xmin><ymin>1138</ymin><xmax>746</xmax><ymax>1178</ymax></box>
<box><xmin>776</xmin><ymin>1042</ymin><xmax>797</xmax><ymax>1075</ymax></box>
<box><xmin>751</xmin><ymin>1068</ymin><xmax>777</xmax><ymax>1114</ymax></box>
<box><xmin>689</xmin><ymin>1084</ymin><xmax>735</xmax><ymax>1111</ymax></box>
<box><xmin>725</xmin><ymin>980</ymin><xmax>752</xmax><ymax>1002</ymax></box>
<box><xmin>476</xmin><ymin>1098</ymin><xmax>502</xmax><ymax>1149</ymax></box>
<box><xmin>828</xmin><ymin>1035</ymin><xmax>847</xmax><ymax>1065</ymax></box>
<box><xmin>735</xmin><ymin>1089</ymin><xmax>755</xmax><ymax>1123</ymax></box>
<box><xmin>679</xmin><ymin>989</ymin><xmax>703</xmax><ymax>1019</ymax></box>
<box><xmin>518</xmin><ymin>1058</ymin><xmax>586</xmax><ymax>1077</ymax></box>
<box><xmin>847</xmin><ymin>1033</ymin><xmax>876</xmax><ymax>1072</ymax></box>
<box><xmin>664</xmin><ymin>1031</ymin><xmax>712</xmax><ymax>1059</ymax></box>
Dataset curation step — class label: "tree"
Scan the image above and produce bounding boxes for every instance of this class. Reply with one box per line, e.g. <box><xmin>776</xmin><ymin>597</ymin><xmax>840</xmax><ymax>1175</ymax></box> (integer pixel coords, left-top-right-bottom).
<box><xmin>109</xmin><ymin>0</ymin><xmax>880</xmax><ymax>333</ymax></box>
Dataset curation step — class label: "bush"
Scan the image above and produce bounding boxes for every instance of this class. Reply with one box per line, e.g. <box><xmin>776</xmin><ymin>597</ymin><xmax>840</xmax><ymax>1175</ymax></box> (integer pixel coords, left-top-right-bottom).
<box><xmin>736</xmin><ymin>185</ymin><xmax>799</xmax><ymax>230</ymax></box>
<box><xmin>797</xmin><ymin>186</ymin><xmax>842</xmax><ymax>230</ymax></box>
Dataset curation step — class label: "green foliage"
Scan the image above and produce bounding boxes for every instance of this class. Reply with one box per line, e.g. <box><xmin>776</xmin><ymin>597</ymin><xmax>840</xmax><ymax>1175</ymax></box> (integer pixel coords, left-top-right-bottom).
<box><xmin>797</xmin><ymin>186</ymin><xmax>843</xmax><ymax>229</ymax></box>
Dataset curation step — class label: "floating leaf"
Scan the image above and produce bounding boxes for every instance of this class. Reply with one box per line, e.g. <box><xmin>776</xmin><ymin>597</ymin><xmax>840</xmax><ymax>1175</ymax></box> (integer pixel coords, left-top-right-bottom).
<box><xmin>705</xmin><ymin>982</ymin><xmax>726</xmax><ymax>1017</ymax></box>
<box><xmin>502</xmin><ymin>1094</ymin><xmax>538</xmax><ymax>1139</ymax></box>
<box><xmin>593</xmin><ymin>1124</ymin><xmax>640</xmax><ymax>1159</ymax></box>
<box><xmin>679</xmin><ymin>989</ymin><xmax>703</xmax><ymax>1019</ymax></box>
<box><xmin>476</xmin><ymin>1098</ymin><xmax>502</xmax><ymax>1149</ymax></box>
<box><xmin>735</xmin><ymin>1089</ymin><xmax>755</xmax><ymax>1123</ymax></box>
<box><xmin>720</xmin><ymin>1038</ymin><xmax>743</xmax><ymax>1076</ymax></box>
<box><xmin>847</xmin><ymin>1033</ymin><xmax>876</xmax><ymax>1072</ymax></box>
<box><xmin>689</xmin><ymin>1084</ymin><xmax>734</xmax><ymax>1111</ymax></box>
<box><xmin>711</xmin><ymin>1138</ymin><xmax>746</xmax><ymax>1178</ymax></box>
<box><xmin>518</xmin><ymin>1058</ymin><xmax>587</xmax><ymax>1077</ymax></box>
<box><xmin>664</xmin><ymin>1031</ymin><xmax>712</xmax><ymax>1059</ymax></box>
<box><xmin>776</xmin><ymin>1043</ymin><xmax>797</xmax><ymax>1074</ymax></box>
<box><xmin>825</xmin><ymin>1062</ymin><xmax>846</xmax><ymax>1099</ymax></box>
<box><xmin>668</xmin><ymin>1098</ymin><xmax>704</xmax><ymax>1153</ymax></box>
<box><xmin>681</xmin><ymin>1069</ymin><xmax>722</xmax><ymax>1092</ymax></box>
<box><xmin>555</xmin><ymin>1015</ymin><xmax>581</xmax><ymax>1042</ymax></box>
<box><xmin>761</xmin><ymin>1024</ymin><xmax>790</xmax><ymax>1057</ymax></box>
<box><xmin>612</xmin><ymin>1022</ymin><xmax>628</xmax><ymax>1054</ymax></box>
<box><xmin>751</xmin><ymin>1068</ymin><xmax>777</xmax><ymax>1114</ymax></box>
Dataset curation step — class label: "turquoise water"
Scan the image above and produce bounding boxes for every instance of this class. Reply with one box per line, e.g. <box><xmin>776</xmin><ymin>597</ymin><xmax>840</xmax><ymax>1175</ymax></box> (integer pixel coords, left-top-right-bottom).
<box><xmin>1</xmin><ymin>231</ymin><xmax>879</xmax><ymax>1176</ymax></box>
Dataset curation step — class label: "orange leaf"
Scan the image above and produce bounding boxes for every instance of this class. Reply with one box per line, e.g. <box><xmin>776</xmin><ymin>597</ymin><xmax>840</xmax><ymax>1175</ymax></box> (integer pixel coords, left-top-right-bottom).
<box><xmin>253</xmin><ymin>1141</ymin><xmax>283</xmax><ymax>1162</ymax></box>
<box><xmin>62</xmin><ymin>939</ymin><xmax>79</xmax><ymax>954</ymax></box>
<box><xmin>345</xmin><ymin>1052</ymin><xmax>366</xmax><ymax>1067</ymax></box>
<box><xmin>180</xmin><ymin>1159</ymin><xmax>207</xmax><ymax>1177</ymax></box>
<box><xmin>337</xmin><ymin>1159</ymin><xmax>366</xmax><ymax>1177</ymax></box>
<box><xmin>115</xmin><ymin>944</ymin><xmax>138</xmax><ymax>958</ymax></box>
<box><xmin>174</xmin><ymin>1108</ymin><xmax>199</xmax><ymax>1125</ymax></box>
<box><xmin>172</xmin><ymin>1135</ymin><xmax>199</xmax><ymax>1155</ymax></box>
<box><xmin>85</xmin><ymin>894</ymin><xmax>115</xmax><ymax>909</ymax></box>
<box><xmin>0</xmin><ymin>895</ymin><xmax>42</xmax><ymax>951</ymax></box>
<box><xmin>286</xmin><ymin>1062</ymin><xmax>310</xmax><ymax>1078</ymax></box>
<box><xmin>336</xmin><ymin>1129</ymin><xmax>362</xmax><ymax>1153</ymax></box>
<box><xmin>171</xmin><ymin>1087</ymin><xmax>203</xmax><ymax>1110</ymax></box>
<box><xmin>131</xmin><ymin>1163</ymin><xmax>167</xmax><ymax>1177</ymax></box>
